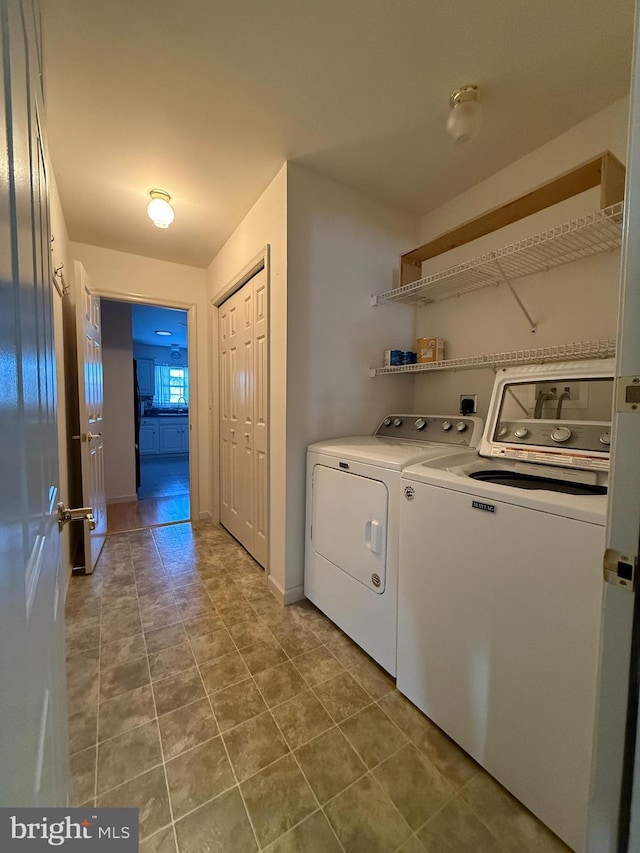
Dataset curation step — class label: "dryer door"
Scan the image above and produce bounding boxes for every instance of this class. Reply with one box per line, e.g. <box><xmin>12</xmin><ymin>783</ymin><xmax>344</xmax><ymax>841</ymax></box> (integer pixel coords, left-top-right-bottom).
<box><xmin>311</xmin><ymin>465</ymin><xmax>388</xmax><ymax>593</ymax></box>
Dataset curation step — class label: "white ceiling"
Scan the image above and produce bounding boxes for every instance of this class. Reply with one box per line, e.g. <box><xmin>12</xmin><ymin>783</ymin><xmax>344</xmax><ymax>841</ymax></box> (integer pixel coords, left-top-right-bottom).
<box><xmin>43</xmin><ymin>0</ymin><xmax>635</xmax><ymax>269</ymax></box>
<box><xmin>130</xmin><ymin>304</ymin><xmax>188</xmax><ymax>348</ymax></box>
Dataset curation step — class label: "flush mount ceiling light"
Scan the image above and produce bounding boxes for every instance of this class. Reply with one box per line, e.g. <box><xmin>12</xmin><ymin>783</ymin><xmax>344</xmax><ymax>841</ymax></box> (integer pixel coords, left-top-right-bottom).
<box><xmin>155</xmin><ymin>329</ymin><xmax>173</xmax><ymax>337</ymax></box>
<box><xmin>446</xmin><ymin>85</ymin><xmax>482</xmax><ymax>144</ymax></box>
<box><xmin>147</xmin><ymin>189</ymin><xmax>175</xmax><ymax>229</ymax></box>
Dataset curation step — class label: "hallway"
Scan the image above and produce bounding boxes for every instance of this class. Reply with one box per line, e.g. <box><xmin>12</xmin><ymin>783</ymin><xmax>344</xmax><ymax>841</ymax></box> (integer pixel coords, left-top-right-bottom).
<box><xmin>107</xmin><ymin>457</ymin><xmax>190</xmax><ymax>534</ymax></box>
<box><xmin>64</xmin><ymin>522</ymin><xmax>569</xmax><ymax>853</ymax></box>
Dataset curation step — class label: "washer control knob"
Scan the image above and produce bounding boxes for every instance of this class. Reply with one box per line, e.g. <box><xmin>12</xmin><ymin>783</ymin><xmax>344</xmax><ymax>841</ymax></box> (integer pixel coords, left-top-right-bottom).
<box><xmin>455</xmin><ymin>421</ymin><xmax>467</xmax><ymax>433</ymax></box>
<box><xmin>551</xmin><ymin>426</ymin><xmax>572</xmax><ymax>443</ymax></box>
<box><xmin>497</xmin><ymin>424</ymin><xmax>508</xmax><ymax>437</ymax></box>
<box><xmin>414</xmin><ymin>418</ymin><xmax>427</xmax><ymax>431</ymax></box>
<box><xmin>393</xmin><ymin>418</ymin><xmax>403</xmax><ymax>428</ymax></box>
<box><xmin>441</xmin><ymin>421</ymin><xmax>452</xmax><ymax>431</ymax></box>
<box><xmin>513</xmin><ymin>426</ymin><xmax>529</xmax><ymax>439</ymax></box>
<box><xmin>383</xmin><ymin>417</ymin><xmax>392</xmax><ymax>427</ymax></box>
<box><xmin>599</xmin><ymin>431</ymin><xmax>611</xmax><ymax>446</ymax></box>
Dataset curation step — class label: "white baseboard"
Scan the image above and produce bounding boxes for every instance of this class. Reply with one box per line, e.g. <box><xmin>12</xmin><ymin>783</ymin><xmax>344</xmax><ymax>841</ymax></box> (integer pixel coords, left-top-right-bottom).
<box><xmin>106</xmin><ymin>494</ymin><xmax>137</xmax><ymax>505</ymax></box>
<box><xmin>198</xmin><ymin>510</ymin><xmax>212</xmax><ymax>522</ymax></box>
<box><xmin>267</xmin><ymin>574</ymin><xmax>305</xmax><ymax>606</ymax></box>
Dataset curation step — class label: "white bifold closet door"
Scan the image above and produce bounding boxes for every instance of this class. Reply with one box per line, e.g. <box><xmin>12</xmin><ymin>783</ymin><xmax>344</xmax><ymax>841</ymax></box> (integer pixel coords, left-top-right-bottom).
<box><xmin>219</xmin><ymin>268</ymin><xmax>268</xmax><ymax>567</ymax></box>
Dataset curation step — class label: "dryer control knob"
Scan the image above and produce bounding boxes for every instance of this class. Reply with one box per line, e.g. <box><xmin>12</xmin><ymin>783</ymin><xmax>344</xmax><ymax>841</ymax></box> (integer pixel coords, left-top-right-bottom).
<box><xmin>513</xmin><ymin>426</ymin><xmax>529</xmax><ymax>439</ymax></box>
<box><xmin>393</xmin><ymin>418</ymin><xmax>403</xmax><ymax>428</ymax></box>
<box><xmin>599</xmin><ymin>432</ymin><xmax>611</xmax><ymax>446</ymax></box>
<box><xmin>455</xmin><ymin>421</ymin><xmax>467</xmax><ymax>433</ymax></box>
<box><xmin>497</xmin><ymin>424</ymin><xmax>508</xmax><ymax>437</ymax></box>
<box><xmin>551</xmin><ymin>426</ymin><xmax>572</xmax><ymax>443</ymax></box>
<box><xmin>441</xmin><ymin>421</ymin><xmax>452</xmax><ymax>431</ymax></box>
<box><xmin>414</xmin><ymin>418</ymin><xmax>427</xmax><ymax>431</ymax></box>
<box><xmin>383</xmin><ymin>417</ymin><xmax>392</xmax><ymax>427</ymax></box>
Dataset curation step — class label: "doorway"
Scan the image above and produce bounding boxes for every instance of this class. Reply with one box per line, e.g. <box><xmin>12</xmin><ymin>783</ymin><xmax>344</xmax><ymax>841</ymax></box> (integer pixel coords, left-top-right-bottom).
<box><xmin>101</xmin><ymin>300</ymin><xmax>191</xmax><ymax>533</ymax></box>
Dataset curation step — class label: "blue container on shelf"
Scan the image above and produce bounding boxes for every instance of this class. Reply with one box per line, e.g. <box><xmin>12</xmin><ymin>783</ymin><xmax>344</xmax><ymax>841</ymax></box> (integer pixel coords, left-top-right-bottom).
<box><xmin>384</xmin><ymin>349</ymin><xmax>403</xmax><ymax>366</ymax></box>
<box><xmin>401</xmin><ymin>351</ymin><xmax>417</xmax><ymax>365</ymax></box>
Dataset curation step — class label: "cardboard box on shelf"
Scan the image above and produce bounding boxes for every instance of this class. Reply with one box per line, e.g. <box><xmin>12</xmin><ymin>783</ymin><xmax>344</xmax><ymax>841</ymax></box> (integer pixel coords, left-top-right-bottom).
<box><xmin>416</xmin><ymin>338</ymin><xmax>445</xmax><ymax>363</ymax></box>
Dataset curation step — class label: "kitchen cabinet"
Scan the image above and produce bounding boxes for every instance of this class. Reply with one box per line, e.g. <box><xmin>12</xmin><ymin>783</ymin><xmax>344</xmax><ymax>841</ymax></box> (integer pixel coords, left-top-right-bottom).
<box><xmin>140</xmin><ymin>417</ymin><xmax>188</xmax><ymax>455</ymax></box>
<box><xmin>137</xmin><ymin>358</ymin><xmax>155</xmax><ymax>396</ymax></box>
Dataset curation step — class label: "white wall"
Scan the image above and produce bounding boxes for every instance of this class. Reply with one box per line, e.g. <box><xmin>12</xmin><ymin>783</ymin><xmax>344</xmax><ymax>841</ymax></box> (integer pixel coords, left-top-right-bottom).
<box><xmin>207</xmin><ymin>165</ymin><xmax>288</xmax><ymax>595</ymax></box>
<box><xmin>285</xmin><ymin>164</ymin><xmax>417</xmax><ymax>594</ymax></box>
<box><xmin>69</xmin><ymin>242</ymin><xmax>210</xmax><ymax>517</ymax></box>
<box><xmin>101</xmin><ymin>301</ymin><xmax>136</xmax><ymax>502</ymax></box>
<box><xmin>412</xmin><ymin>97</ymin><xmax>630</xmax><ymax>420</ymax></box>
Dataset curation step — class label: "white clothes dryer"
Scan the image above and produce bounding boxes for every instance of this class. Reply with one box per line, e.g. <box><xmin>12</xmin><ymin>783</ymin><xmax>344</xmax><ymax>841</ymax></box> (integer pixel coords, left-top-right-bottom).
<box><xmin>396</xmin><ymin>361</ymin><xmax>615</xmax><ymax>852</ymax></box>
<box><xmin>304</xmin><ymin>414</ymin><xmax>483</xmax><ymax>675</ymax></box>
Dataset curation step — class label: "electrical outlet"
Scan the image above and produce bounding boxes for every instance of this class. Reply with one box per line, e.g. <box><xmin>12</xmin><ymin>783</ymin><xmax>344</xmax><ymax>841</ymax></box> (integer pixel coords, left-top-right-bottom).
<box><xmin>460</xmin><ymin>394</ymin><xmax>477</xmax><ymax>415</ymax></box>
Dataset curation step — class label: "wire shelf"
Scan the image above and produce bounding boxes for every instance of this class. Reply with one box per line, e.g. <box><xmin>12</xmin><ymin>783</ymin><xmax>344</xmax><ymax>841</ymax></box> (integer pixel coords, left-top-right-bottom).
<box><xmin>369</xmin><ymin>339</ymin><xmax>616</xmax><ymax>377</ymax></box>
<box><xmin>372</xmin><ymin>203</ymin><xmax>623</xmax><ymax>307</ymax></box>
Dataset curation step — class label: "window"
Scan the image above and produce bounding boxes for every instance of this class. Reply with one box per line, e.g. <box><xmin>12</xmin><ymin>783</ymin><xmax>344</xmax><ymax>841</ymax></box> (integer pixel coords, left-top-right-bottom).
<box><xmin>154</xmin><ymin>364</ymin><xmax>189</xmax><ymax>406</ymax></box>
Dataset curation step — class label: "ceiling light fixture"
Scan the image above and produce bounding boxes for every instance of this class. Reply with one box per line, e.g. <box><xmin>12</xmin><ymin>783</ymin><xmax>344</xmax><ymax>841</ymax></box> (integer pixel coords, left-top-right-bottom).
<box><xmin>155</xmin><ymin>329</ymin><xmax>173</xmax><ymax>337</ymax></box>
<box><xmin>446</xmin><ymin>85</ymin><xmax>482</xmax><ymax>144</ymax></box>
<box><xmin>147</xmin><ymin>189</ymin><xmax>175</xmax><ymax>229</ymax></box>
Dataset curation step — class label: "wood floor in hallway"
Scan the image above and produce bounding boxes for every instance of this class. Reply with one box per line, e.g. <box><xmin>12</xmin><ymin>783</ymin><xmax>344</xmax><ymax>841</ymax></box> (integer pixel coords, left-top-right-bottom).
<box><xmin>107</xmin><ymin>494</ymin><xmax>190</xmax><ymax>534</ymax></box>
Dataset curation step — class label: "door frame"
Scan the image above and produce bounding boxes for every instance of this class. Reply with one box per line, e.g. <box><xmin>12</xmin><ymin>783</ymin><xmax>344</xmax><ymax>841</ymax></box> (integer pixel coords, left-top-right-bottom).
<box><xmin>94</xmin><ymin>289</ymin><xmax>200</xmax><ymax>522</ymax></box>
<box><xmin>211</xmin><ymin>245</ymin><xmax>271</xmax><ymax>570</ymax></box>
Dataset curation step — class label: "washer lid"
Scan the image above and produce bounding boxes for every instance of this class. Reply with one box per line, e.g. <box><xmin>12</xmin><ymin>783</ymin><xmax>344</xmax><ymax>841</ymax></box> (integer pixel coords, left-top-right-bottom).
<box><xmin>307</xmin><ymin>436</ymin><xmax>466</xmax><ymax>471</ymax></box>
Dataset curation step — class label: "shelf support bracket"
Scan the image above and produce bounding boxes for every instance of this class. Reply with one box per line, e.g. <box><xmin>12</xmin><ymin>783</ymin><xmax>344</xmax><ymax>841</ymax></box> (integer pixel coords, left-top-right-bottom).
<box><xmin>494</xmin><ymin>260</ymin><xmax>537</xmax><ymax>334</ymax></box>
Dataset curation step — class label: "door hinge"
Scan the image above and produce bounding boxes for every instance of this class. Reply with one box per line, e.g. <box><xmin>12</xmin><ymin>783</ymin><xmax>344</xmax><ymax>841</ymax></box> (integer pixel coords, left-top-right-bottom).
<box><xmin>603</xmin><ymin>548</ymin><xmax>637</xmax><ymax>591</ymax></box>
<box><xmin>615</xmin><ymin>376</ymin><xmax>640</xmax><ymax>413</ymax></box>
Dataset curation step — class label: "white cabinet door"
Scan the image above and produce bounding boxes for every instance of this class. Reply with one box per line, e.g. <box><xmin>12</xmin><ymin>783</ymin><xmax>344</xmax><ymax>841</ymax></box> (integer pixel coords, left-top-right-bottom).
<box><xmin>139</xmin><ymin>424</ymin><xmax>158</xmax><ymax>455</ymax></box>
<box><xmin>159</xmin><ymin>423</ymin><xmax>182</xmax><ymax>453</ymax></box>
<box><xmin>137</xmin><ymin>358</ymin><xmax>155</xmax><ymax>396</ymax></box>
<box><xmin>180</xmin><ymin>424</ymin><xmax>190</xmax><ymax>453</ymax></box>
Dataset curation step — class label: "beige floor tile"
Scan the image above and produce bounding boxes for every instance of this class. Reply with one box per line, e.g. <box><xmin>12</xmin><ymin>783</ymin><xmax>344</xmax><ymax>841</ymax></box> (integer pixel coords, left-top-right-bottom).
<box><xmin>378</xmin><ymin>691</ymin><xmax>432</xmax><ymax>741</ymax></box>
<box><xmin>190</xmin><ymin>628</ymin><xmax>236</xmax><ymax>665</ymax></box>
<box><xmin>265</xmin><ymin>809</ymin><xmax>343</xmax><ymax>853</ymax></box>
<box><xmin>313</xmin><ymin>671</ymin><xmax>372</xmax><ymax>723</ymax></box>
<box><xmin>271</xmin><ymin>626</ymin><xmax>323</xmax><ymax>658</ymax></box>
<box><xmin>271</xmin><ymin>690</ymin><xmax>334</xmax><ymax>750</ymax></box>
<box><xmin>152</xmin><ymin>668</ymin><xmax>206</xmax><ymax>716</ymax></box>
<box><xmin>183</xmin><ymin>612</ymin><xmax>225</xmax><ymax>640</ymax></box>
<box><xmin>223</xmin><ymin>711</ymin><xmax>290</xmax><ymax>781</ymax></box>
<box><xmin>100</xmin><ymin>633</ymin><xmax>147</xmax><ymax>669</ymax></box>
<box><xmin>330</xmin><ymin>636</ymin><xmax>372</xmax><ymax>671</ymax></box>
<box><xmin>461</xmin><ymin>771</ymin><xmax>571</xmax><ymax>853</ymax></box>
<box><xmin>324</xmin><ymin>772</ymin><xmax>412</xmax><ymax>853</ymax></box>
<box><xmin>227</xmin><ymin>619</ymin><xmax>276</xmax><ymax>650</ymax></box>
<box><xmin>138</xmin><ymin>590</ymin><xmax>177</xmax><ymax>614</ymax></box>
<box><xmin>158</xmin><ymin>697</ymin><xmax>219</xmax><ymax>760</ymax></box>
<box><xmin>340</xmin><ymin>704</ymin><xmax>408</xmax><ymax>769</ymax></box>
<box><xmin>68</xmin><ymin>705</ymin><xmax>98</xmax><ymax>755</ymax></box>
<box><xmin>396</xmin><ymin>836</ymin><xmax>427</xmax><ymax>853</ymax></box>
<box><xmin>140</xmin><ymin>603</ymin><xmax>182</xmax><ymax>632</ymax></box>
<box><xmin>241</xmin><ymin>753</ymin><xmax>317</xmax><ymax>847</ymax></box>
<box><xmin>292</xmin><ymin>646</ymin><xmax>345</xmax><ymax>687</ymax></box>
<box><xmin>413</xmin><ymin>721</ymin><xmax>479</xmax><ymax>790</ymax></box>
<box><xmin>349</xmin><ymin>657</ymin><xmax>395</xmax><ymax>700</ymax></box>
<box><xmin>200</xmin><ymin>650</ymin><xmax>251</xmax><ymax>694</ymax></box>
<box><xmin>166</xmin><ymin>736</ymin><xmax>235</xmax><ymax>819</ymax></box>
<box><xmin>144</xmin><ymin>621</ymin><xmax>188</xmax><ymax>653</ymax></box>
<box><xmin>70</xmin><ymin>745</ymin><xmax>96</xmax><ymax>806</ymax></box>
<box><xmin>97</xmin><ymin>766</ymin><xmax>171</xmax><ymax>841</ymax></box>
<box><xmin>100</xmin><ymin>657</ymin><xmax>150</xmax><ymax>702</ymax></box>
<box><xmin>208</xmin><ymin>677</ymin><xmax>267</xmax><ymax>731</ymax></box>
<box><xmin>139</xmin><ymin>825</ymin><xmax>177</xmax><ymax>853</ymax></box>
<box><xmin>99</xmin><ymin>684</ymin><xmax>156</xmax><ymax>742</ymax></box>
<box><xmin>97</xmin><ymin>720</ymin><xmax>162</xmax><ymax>794</ymax></box>
<box><xmin>295</xmin><ymin>726</ymin><xmax>366</xmax><ymax>804</ymax></box>
<box><xmin>101</xmin><ymin>610</ymin><xmax>143</xmax><ymax>642</ymax></box>
<box><xmin>218</xmin><ymin>602</ymin><xmax>260</xmax><ymax>627</ymax></box>
<box><xmin>178</xmin><ymin>599</ymin><xmax>214</xmax><ymax>621</ymax></box>
<box><xmin>417</xmin><ymin>796</ymin><xmax>507</xmax><ymax>853</ymax></box>
<box><xmin>254</xmin><ymin>661</ymin><xmax>309</xmax><ymax>708</ymax></box>
<box><xmin>148</xmin><ymin>642</ymin><xmax>196</xmax><ymax>681</ymax></box>
<box><xmin>174</xmin><ymin>787</ymin><xmax>258</xmax><ymax>853</ymax></box>
<box><xmin>374</xmin><ymin>742</ymin><xmax>454</xmax><ymax>830</ymax></box>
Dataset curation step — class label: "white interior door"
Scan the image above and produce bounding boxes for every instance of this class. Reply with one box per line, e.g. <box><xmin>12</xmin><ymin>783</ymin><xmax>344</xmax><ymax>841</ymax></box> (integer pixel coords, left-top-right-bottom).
<box><xmin>219</xmin><ymin>268</ymin><xmax>268</xmax><ymax>566</ymax></box>
<box><xmin>74</xmin><ymin>261</ymin><xmax>106</xmax><ymax>572</ymax></box>
<box><xmin>0</xmin><ymin>0</ymin><xmax>69</xmax><ymax>805</ymax></box>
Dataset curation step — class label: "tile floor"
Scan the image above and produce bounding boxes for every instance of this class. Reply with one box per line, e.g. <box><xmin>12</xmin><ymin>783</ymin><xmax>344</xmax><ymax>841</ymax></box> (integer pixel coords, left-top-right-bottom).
<box><xmin>65</xmin><ymin>522</ymin><xmax>571</xmax><ymax>853</ymax></box>
<box><xmin>138</xmin><ymin>456</ymin><xmax>190</xmax><ymax>500</ymax></box>
<box><xmin>107</xmin><ymin>456</ymin><xmax>190</xmax><ymax>534</ymax></box>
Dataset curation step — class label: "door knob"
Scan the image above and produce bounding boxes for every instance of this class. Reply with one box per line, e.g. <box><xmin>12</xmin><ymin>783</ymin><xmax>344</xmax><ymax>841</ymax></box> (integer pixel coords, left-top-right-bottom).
<box><xmin>57</xmin><ymin>502</ymin><xmax>96</xmax><ymax>531</ymax></box>
<box><xmin>83</xmin><ymin>432</ymin><xmax>102</xmax><ymax>441</ymax></box>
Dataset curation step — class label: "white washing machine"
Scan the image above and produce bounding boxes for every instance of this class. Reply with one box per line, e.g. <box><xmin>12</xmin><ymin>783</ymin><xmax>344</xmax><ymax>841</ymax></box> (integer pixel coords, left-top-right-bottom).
<box><xmin>397</xmin><ymin>361</ymin><xmax>615</xmax><ymax>853</ymax></box>
<box><xmin>304</xmin><ymin>414</ymin><xmax>483</xmax><ymax>675</ymax></box>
